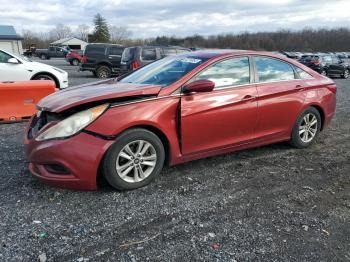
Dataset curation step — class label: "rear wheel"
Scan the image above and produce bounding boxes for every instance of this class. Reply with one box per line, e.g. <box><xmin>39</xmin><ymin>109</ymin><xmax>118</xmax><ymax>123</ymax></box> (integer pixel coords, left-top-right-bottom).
<box><xmin>102</xmin><ymin>128</ymin><xmax>165</xmax><ymax>190</ymax></box>
<box><xmin>320</xmin><ymin>69</ymin><xmax>327</xmax><ymax>76</ymax></box>
<box><xmin>289</xmin><ymin>107</ymin><xmax>321</xmax><ymax>149</ymax></box>
<box><xmin>72</xmin><ymin>59</ymin><xmax>79</xmax><ymax>66</ymax></box>
<box><xmin>342</xmin><ymin>69</ymin><xmax>349</xmax><ymax>79</ymax></box>
<box><xmin>40</xmin><ymin>54</ymin><xmax>47</xmax><ymax>60</ymax></box>
<box><xmin>96</xmin><ymin>65</ymin><xmax>111</xmax><ymax>78</ymax></box>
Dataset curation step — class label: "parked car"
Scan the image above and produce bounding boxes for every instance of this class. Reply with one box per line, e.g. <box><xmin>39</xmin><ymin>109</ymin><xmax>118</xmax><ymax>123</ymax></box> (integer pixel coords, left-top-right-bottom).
<box><xmin>120</xmin><ymin>45</ymin><xmax>191</xmax><ymax>73</ymax></box>
<box><xmin>66</xmin><ymin>50</ymin><xmax>83</xmax><ymax>66</ymax></box>
<box><xmin>0</xmin><ymin>49</ymin><xmax>68</xmax><ymax>89</ymax></box>
<box><xmin>80</xmin><ymin>43</ymin><xmax>125</xmax><ymax>78</ymax></box>
<box><xmin>35</xmin><ymin>46</ymin><xmax>68</xmax><ymax>60</ymax></box>
<box><xmin>24</xmin><ymin>50</ymin><xmax>336</xmax><ymax>191</ymax></box>
<box><xmin>299</xmin><ymin>54</ymin><xmax>349</xmax><ymax>78</ymax></box>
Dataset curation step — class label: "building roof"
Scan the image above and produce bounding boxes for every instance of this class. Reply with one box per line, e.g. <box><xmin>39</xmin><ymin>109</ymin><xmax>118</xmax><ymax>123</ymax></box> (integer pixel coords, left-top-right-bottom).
<box><xmin>50</xmin><ymin>37</ymin><xmax>87</xmax><ymax>45</ymax></box>
<box><xmin>0</xmin><ymin>25</ymin><xmax>23</xmax><ymax>40</ymax></box>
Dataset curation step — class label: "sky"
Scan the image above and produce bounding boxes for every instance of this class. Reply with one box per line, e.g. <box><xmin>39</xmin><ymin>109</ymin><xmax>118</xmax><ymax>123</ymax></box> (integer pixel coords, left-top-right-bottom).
<box><xmin>1</xmin><ymin>0</ymin><xmax>350</xmax><ymax>38</ymax></box>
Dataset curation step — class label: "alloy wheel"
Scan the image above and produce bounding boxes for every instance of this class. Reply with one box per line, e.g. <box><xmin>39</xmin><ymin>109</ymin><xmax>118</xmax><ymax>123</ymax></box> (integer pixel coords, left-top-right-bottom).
<box><xmin>299</xmin><ymin>113</ymin><xmax>318</xmax><ymax>143</ymax></box>
<box><xmin>115</xmin><ymin>140</ymin><xmax>157</xmax><ymax>183</ymax></box>
<box><xmin>344</xmin><ymin>70</ymin><xmax>349</xmax><ymax>78</ymax></box>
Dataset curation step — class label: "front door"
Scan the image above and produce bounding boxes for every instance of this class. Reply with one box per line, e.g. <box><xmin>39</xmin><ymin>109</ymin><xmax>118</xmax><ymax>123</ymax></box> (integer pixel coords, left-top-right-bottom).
<box><xmin>0</xmin><ymin>51</ymin><xmax>28</xmax><ymax>81</ymax></box>
<box><xmin>181</xmin><ymin>56</ymin><xmax>258</xmax><ymax>155</ymax></box>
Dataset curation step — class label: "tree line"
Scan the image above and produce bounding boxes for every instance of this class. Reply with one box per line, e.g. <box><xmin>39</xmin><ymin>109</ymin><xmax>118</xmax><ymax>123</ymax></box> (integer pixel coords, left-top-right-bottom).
<box><xmin>22</xmin><ymin>13</ymin><xmax>350</xmax><ymax>52</ymax></box>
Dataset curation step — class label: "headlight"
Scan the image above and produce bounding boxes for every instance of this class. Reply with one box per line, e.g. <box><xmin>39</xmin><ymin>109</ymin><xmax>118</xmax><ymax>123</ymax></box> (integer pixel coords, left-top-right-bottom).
<box><xmin>35</xmin><ymin>104</ymin><xmax>108</xmax><ymax>141</ymax></box>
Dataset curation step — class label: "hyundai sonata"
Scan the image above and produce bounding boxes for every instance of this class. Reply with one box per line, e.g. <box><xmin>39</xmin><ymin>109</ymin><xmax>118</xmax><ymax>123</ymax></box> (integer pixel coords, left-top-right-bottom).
<box><xmin>24</xmin><ymin>50</ymin><xmax>336</xmax><ymax>190</ymax></box>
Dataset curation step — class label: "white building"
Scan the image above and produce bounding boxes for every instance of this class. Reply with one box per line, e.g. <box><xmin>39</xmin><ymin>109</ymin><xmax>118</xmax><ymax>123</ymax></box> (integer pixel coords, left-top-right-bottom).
<box><xmin>0</xmin><ymin>25</ymin><xmax>23</xmax><ymax>55</ymax></box>
<box><xmin>50</xmin><ymin>37</ymin><xmax>88</xmax><ymax>50</ymax></box>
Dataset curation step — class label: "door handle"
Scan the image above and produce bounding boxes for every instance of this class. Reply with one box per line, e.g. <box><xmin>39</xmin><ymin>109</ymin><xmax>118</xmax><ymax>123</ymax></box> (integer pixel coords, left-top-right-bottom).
<box><xmin>241</xmin><ymin>95</ymin><xmax>256</xmax><ymax>101</ymax></box>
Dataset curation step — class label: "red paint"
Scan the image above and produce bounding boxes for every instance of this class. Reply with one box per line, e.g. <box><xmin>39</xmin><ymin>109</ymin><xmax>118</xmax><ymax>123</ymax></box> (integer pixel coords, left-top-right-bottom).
<box><xmin>24</xmin><ymin>50</ymin><xmax>337</xmax><ymax>190</ymax></box>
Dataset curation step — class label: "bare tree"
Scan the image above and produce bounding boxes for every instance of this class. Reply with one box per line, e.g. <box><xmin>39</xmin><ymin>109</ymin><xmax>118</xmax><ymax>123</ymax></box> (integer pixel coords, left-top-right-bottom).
<box><xmin>50</xmin><ymin>24</ymin><xmax>73</xmax><ymax>40</ymax></box>
<box><xmin>109</xmin><ymin>25</ymin><xmax>132</xmax><ymax>44</ymax></box>
<box><xmin>76</xmin><ymin>24</ymin><xmax>90</xmax><ymax>42</ymax></box>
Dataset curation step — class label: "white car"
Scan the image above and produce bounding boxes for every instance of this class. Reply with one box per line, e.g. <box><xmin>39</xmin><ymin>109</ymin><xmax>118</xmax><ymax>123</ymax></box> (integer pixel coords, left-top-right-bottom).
<box><xmin>0</xmin><ymin>49</ymin><xmax>68</xmax><ymax>89</ymax></box>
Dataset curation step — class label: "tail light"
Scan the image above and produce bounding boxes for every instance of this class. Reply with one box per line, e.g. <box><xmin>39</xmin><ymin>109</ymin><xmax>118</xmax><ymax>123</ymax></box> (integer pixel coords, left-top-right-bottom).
<box><xmin>311</xmin><ymin>59</ymin><xmax>321</xmax><ymax>65</ymax></box>
<box><xmin>131</xmin><ymin>60</ymin><xmax>140</xmax><ymax>70</ymax></box>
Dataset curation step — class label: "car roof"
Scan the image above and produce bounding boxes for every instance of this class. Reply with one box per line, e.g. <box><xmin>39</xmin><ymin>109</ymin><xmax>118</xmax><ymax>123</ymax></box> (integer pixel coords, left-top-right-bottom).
<box><xmin>181</xmin><ymin>49</ymin><xmax>286</xmax><ymax>59</ymax></box>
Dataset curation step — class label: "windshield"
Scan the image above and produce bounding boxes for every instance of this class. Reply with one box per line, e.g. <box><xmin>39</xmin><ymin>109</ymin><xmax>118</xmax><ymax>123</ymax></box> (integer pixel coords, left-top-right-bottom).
<box><xmin>120</xmin><ymin>56</ymin><xmax>207</xmax><ymax>87</ymax></box>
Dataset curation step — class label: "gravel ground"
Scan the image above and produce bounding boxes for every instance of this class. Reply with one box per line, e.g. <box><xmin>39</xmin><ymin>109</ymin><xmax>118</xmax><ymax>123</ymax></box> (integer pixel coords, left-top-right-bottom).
<box><xmin>0</xmin><ymin>59</ymin><xmax>349</xmax><ymax>261</ymax></box>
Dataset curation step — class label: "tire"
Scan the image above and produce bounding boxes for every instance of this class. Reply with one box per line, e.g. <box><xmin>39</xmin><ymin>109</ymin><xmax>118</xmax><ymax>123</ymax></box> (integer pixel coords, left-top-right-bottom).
<box><xmin>289</xmin><ymin>107</ymin><xmax>321</xmax><ymax>149</ymax></box>
<box><xmin>69</xmin><ymin>61</ymin><xmax>74</xmax><ymax>65</ymax></box>
<box><xmin>342</xmin><ymin>69</ymin><xmax>349</xmax><ymax>79</ymax></box>
<box><xmin>320</xmin><ymin>69</ymin><xmax>327</xmax><ymax>76</ymax></box>
<box><xmin>32</xmin><ymin>74</ymin><xmax>57</xmax><ymax>88</ymax></box>
<box><xmin>72</xmin><ymin>59</ymin><xmax>79</xmax><ymax>66</ymax></box>
<box><xmin>92</xmin><ymin>71</ymin><xmax>97</xmax><ymax>77</ymax></box>
<box><xmin>102</xmin><ymin>128</ymin><xmax>165</xmax><ymax>190</ymax></box>
<box><xmin>40</xmin><ymin>54</ymin><xmax>47</xmax><ymax>60</ymax></box>
<box><xmin>96</xmin><ymin>65</ymin><xmax>111</xmax><ymax>78</ymax></box>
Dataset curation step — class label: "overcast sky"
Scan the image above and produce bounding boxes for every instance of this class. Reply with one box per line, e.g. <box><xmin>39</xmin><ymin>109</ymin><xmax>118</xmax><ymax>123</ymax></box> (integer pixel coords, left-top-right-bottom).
<box><xmin>1</xmin><ymin>0</ymin><xmax>350</xmax><ymax>38</ymax></box>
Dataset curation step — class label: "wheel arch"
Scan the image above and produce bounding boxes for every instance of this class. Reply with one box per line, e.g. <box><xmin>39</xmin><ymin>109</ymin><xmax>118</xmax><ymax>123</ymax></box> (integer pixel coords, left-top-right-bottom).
<box><xmin>308</xmin><ymin>104</ymin><xmax>325</xmax><ymax>131</ymax></box>
<box><xmin>30</xmin><ymin>72</ymin><xmax>60</xmax><ymax>89</ymax></box>
<box><xmin>95</xmin><ymin>62</ymin><xmax>112</xmax><ymax>70</ymax></box>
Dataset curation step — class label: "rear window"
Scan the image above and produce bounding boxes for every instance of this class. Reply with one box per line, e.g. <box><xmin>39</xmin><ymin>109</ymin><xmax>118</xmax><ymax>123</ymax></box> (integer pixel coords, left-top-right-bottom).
<box><xmin>141</xmin><ymin>48</ymin><xmax>157</xmax><ymax>61</ymax></box>
<box><xmin>121</xmin><ymin>47</ymin><xmax>136</xmax><ymax>62</ymax></box>
<box><xmin>85</xmin><ymin>46</ymin><xmax>106</xmax><ymax>55</ymax></box>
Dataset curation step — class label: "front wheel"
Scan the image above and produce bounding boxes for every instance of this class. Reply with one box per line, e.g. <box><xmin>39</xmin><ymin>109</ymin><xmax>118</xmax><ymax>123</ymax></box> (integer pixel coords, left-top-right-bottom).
<box><xmin>102</xmin><ymin>128</ymin><xmax>165</xmax><ymax>190</ymax></box>
<box><xmin>342</xmin><ymin>69</ymin><xmax>349</xmax><ymax>79</ymax></box>
<box><xmin>289</xmin><ymin>107</ymin><xmax>321</xmax><ymax>149</ymax></box>
<box><xmin>320</xmin><ymin>69</ymin><xmax>327</xmax><ymax>76</ymax></box>
<box><xmin>32</xmin><ymin>74</ymin><xmax>57</xmax><ymax>88</ymax></box>
<box><xmin>72</xmin><ymin>59</ymin><xmax>79</xmax><ymax>66</ymax></box>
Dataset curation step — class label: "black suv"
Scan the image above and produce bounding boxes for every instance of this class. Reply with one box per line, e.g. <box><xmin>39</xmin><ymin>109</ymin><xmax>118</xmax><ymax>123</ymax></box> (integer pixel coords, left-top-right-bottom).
<box><xmin>80</xmin><ymin>43</ymin><xmax>125</xmax><ymax>78</ymax></box>
<box><xmin>120</xmin><ymin>46</ymin><xmax>191</xmax><ymax>73</ymax></box>
<box><xmin>299</xmin><ymin>54</ymin><xmax>350</xmax><ymax>78</ymax></box>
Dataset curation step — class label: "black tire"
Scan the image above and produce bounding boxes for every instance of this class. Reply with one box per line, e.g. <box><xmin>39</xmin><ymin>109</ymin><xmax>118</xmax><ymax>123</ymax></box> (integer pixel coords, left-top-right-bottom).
<box><xmin>40</xmin><ymin>54</ymin><xmax>47</xmax><ymax>60</ymax></box>
<box><xmin>320</xmin><ymin>69</ymin><xmax>327</xmax><ymax>76</ymax></box>
<box><xmin>96</xmin><ymin>65</ymin><xmax>111</xmax><ymax>78</ymax></box>
<box><xmin>92</xmin><ymin>71</ymin><xmax>97</xmax><ymax>77</ymax></box>
<box><xmin>342</xmin><ymin>69</ymin><xmax>349</xmax><ymax>79</ymax></box>
<box><xmin>289</xmin><ymin>107</ymin><xmax>321</xmax><ymax>149</ymax></box>
<box><xmin>72</xmin><ymin>59</ymin><xmax>79</xmax><ymax>66</ymax></box>
<box><xmin>102</xmin><ymin>128</ymin><xmax>165</xmax><ymax>190</ymax></box>
<box><xmin>32</xmin><ymin>74</ymin><xmax>58</xmax><ymax>88</ymax></box>
<box><xmin>69</xmin><ymin>61</ymin><xmax>74</xmax><ymax>65</ymax></box>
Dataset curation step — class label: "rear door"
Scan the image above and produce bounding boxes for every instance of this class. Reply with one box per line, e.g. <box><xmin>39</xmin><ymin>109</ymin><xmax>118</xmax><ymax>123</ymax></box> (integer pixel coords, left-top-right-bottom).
<box><xmin>181</xmin><ymin>56</ymin><xmax>258</xmax><ymax>155</ymax></box>
<box><xmin>107</xmin><ymin>46</ymin><xmax>123</xmax><ymax>70</ymax></box>
<box><xmin>85</xmin><ymin>45</ymin><xmax>106</xmax><ymax>66</ymax></box>
<box><xmin>330</xmin><ymin>56</ymin><xmax>344</xmax><ymax>75</ymax></box>
<box><xmin>253</xmin><ymin>56</ymin><xmax>307</xmax><ymax>139</ymax></box>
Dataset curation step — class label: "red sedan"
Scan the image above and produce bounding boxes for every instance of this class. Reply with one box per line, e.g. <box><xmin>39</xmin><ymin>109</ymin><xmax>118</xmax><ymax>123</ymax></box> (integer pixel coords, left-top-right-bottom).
<box><xmin>24</xmin><ymin>50</ymin><xmax>336</xmax><ymax>190</ymax></box>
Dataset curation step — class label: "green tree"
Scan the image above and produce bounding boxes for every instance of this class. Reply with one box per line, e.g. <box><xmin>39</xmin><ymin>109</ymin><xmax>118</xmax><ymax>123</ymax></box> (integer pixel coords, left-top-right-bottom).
<box><xmin>90</xmin><ymin>13</ymin><xmax>110</xmax><ymax>42</ymax></box>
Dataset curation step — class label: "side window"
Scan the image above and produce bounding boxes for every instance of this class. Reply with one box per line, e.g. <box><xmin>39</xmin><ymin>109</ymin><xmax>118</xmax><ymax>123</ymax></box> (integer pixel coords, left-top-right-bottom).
<box><xmin>295</xmin><ymin>66</ymin><xmax>313</xmax><ymax>79</ymax></box>
<box><xmin>0</xmin><ymin>51</ymin><xmax>12</xmax><ymax>63</ymax></box>
<box><xmin>141</xmin><ymin>48</ymin><xmax>157</xmax><ymax>61</ymax></box>
<box><xmin>162</xmin><ymin>48</ymin><xmax>177</xmax><ymax>56</ymax></box>
<box><xmin>323</xmin><ymin>56</ymin><xmax>332</xmax><ymax>64</ymax></box>
<box><xmin>332</xmin><ymin>56</ymin><xmax>340</xmax><ymax>64</ymax></box>
<box><xmin>255</xmin><ymin>57</ymin><xmax>295</xmax><ymax>82</ymax></box>
<box><xmin>49</xmin><ymin>47</ymin><xmax>55</xmax><ymax>52</ymax></box>
<box><xmin>193</xmin><ymin>57</ymin><xmax>250</xmax><ymax>88</ymax></box>
<box><xmin>87</xmin><ymin>46</ymin><xmax>106</xmax><ymax>55</ymax></box>
<box><xmin>176</xmin><ymin>49</ymin><xmax>190</xmax><ymax>54</ymax></box>
<box><xmin>109</xmin><ymin>47</ymin><xmax>123</xmax><ymax>56</ymax></box>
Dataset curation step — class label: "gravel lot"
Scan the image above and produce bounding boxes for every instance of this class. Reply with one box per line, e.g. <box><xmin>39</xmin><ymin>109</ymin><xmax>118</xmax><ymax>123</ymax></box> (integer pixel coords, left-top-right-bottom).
<box><xmin>0</xmin><ymin>58</ymin><xmax>349</xmax><ymax>261</ymax></box>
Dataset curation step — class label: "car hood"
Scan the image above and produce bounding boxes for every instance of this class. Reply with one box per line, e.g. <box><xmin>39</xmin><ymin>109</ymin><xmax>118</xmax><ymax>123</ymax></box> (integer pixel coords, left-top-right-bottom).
<box><xmin>37</xmin><ymin>79</ymin><xmax>162</xmax><ymax>112</ymax></box>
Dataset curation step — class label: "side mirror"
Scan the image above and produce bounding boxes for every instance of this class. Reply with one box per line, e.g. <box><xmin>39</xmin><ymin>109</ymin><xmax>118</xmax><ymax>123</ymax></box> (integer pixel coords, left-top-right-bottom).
<box><xmin>183</xmin><ymin>79</ymin><xmax>215</xmax><ymax>94</ymax></box>
<box><xmin>8</xmin><ymin>58</ymin><xmax>19</xmax><ymax>64</ymax></box>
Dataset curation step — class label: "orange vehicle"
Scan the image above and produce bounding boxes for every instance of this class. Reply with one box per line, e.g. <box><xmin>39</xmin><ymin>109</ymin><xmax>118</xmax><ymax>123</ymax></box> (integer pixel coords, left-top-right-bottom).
<box><xmin>0</xmin><ymin>80</ymin><xmax>56</xmax><ymax>122</ymax></box>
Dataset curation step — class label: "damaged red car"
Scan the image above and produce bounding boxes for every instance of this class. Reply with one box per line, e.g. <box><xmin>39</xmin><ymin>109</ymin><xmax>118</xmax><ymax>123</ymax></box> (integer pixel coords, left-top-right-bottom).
<box><xmin>24</xmin><ymin>50</ymin><xmax>336</xmax><ymax>190</ymax></box>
